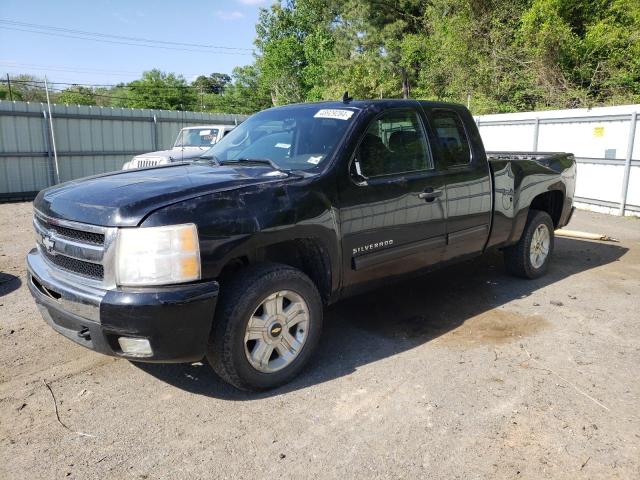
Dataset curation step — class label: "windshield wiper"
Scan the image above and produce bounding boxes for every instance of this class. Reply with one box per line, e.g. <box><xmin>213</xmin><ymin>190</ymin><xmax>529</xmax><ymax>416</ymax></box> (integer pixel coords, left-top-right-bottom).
<box><xmin>220</xmin><ymin>158</ymin><xmax>289</xmax><ymax>172</ymax></box>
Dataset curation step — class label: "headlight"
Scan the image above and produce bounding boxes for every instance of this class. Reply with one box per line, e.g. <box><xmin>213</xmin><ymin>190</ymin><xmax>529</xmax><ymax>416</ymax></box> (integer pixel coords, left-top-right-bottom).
<box><xmin>115</xmin><ymin>224</ymin><xmax>201</xmax><ymax>286</ymax></box>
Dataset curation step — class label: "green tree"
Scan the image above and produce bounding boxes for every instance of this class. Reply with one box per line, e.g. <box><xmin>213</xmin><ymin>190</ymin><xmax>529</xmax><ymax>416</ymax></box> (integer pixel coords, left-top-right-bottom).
<box><xmin>114</xmin><ymin>69</ymin><xmax>197</xmax><ymax>110</ymax></box>
<box><xmin>2</xmin><ymin>74</ymin><xmax>47</xmax><ymax>102</ymax></box>
<box><xmin>56</xmin><ymin>86</ymin><xmax>97</xmax><ymax>105</ymax></box>
<box><xmin>251</xmin><ymin>0</ymin><xmax>639</xmax><ymax>112</ymax></box>
<box><xmin>7</xmin><ymin>0</ymin><xmax>639</xmax><ymax>114</ymax></box>
<box><xmin>519</xmin><ymin>0</ymin><xmax>640</xmax><ymax>107</ymax></box>
<box><xmin>192</xmin><ymin>73</ymin><xmax>232</xmax><ymax>94</ymax></box>
<box><xmin>348</xmin><ymin>0</ymin><xmax>430</xmax><ymax>98</ymax></box>
<box><xmin>255</xmin><ymin>0</ymin><xmax>340</xmax><ymax>105</ymax></box>
<box><xmin>203</xmin><ymin>65</ymin><xmax>272</xmax><ymax>114</ymax></box>
<box><xmin>0</xmin><ymin>83</ymin><xmax>22</xmax><ymax>100</ymax></box>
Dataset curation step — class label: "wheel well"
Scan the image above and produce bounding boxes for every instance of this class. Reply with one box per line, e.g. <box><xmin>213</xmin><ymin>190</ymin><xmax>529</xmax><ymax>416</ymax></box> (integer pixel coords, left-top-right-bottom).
<box><xmin>218</xmin><ymin>238</ymin><xmax>332</xmax><ymax>304</ymax></box>
<box><xmin>530</xmin><ymin>190</ymin><xmax>564</xmax><ymax>228</ymax></box>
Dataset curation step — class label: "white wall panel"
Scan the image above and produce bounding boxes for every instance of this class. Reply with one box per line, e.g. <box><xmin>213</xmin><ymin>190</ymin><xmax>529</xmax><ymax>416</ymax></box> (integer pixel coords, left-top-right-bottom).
<box><xmin>478</xmin><ymin>124</ymin><xmax>535</xmax><ymax>151</ymax></box>
<box><xmin>477</xmin><ymin>104</ymin><xmax>640</xmax><ymax>215</ymax></box>
<box><xmin>537</xmin><ymin>121</ymin><xmax>629</xmax><ymax>159</ymax></box>
<box><xmin>626</xmin><ymin>166</ymin><xmax>640</xmax><ymax>207</ymax></box>
<box><xmin>574</xmin><ymin>163</ymin><xmax>624</xmax><ymax>203</ymax></box>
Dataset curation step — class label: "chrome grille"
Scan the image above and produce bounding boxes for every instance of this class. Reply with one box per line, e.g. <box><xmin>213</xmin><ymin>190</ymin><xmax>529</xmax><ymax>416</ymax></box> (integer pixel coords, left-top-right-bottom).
<box><xmin>42</xmin><ymin>249</ymin><xmax>104</xmax><ymax>279</ymax></box>
<box><xmin>33</xmin><ymin>210</ymin><xmax>117</xmax><ymax>287</ymax></box>
<box><xmin>35</xmin><ymin>217</ymin><xmax>105</xmax><ymax>245</ymax></box>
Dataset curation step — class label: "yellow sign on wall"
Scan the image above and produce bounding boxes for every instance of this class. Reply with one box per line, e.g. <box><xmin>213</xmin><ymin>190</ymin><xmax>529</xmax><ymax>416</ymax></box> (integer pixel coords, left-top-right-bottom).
<box><xmin>593</xmin><ymin>126</ymin><xmax>605</xmax><ymax>138</ymax></box>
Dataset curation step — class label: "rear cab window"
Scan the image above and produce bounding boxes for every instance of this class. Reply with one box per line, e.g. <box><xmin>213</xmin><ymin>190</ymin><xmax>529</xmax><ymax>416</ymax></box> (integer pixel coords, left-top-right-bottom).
<box><xmin>430</xmin><ymin>109</ymin><xmax>472</xmax><ymax>167</ymax></box>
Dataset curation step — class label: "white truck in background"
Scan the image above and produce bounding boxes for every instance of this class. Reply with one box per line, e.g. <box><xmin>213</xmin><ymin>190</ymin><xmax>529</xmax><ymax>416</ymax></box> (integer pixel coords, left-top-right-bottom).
<box><xmin>122</xmin><ymin>125</ymin><xmax>236</xmax><ymax>170</ymax></box>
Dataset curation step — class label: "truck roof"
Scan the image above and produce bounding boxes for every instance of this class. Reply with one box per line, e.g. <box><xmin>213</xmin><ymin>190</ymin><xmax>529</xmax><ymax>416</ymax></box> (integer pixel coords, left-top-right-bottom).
<box><xmin>273</xmin><ymin>98</ymin><xmax>468</xmax><ymax>112</ymax></box>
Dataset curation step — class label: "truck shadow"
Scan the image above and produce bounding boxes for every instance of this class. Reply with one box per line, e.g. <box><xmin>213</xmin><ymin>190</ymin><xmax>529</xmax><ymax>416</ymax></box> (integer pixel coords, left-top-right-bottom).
<box><xmin>0</xmin><ymin>273</ymin><xmax>22</xmax><ymax>297</ymax></box>
<box><xmin>135</xmin><ymin>237</ymin><xmax>628</xmax><ymax>400</ymax></box>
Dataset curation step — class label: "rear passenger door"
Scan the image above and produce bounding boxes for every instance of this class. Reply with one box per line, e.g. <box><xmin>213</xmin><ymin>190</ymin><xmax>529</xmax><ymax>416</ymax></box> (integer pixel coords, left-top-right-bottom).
<box><xmin>339</xmin><ymin>108</ymin><xmax>447</xmax><ymax>288</ymax></box>
<box><xmin>425</xmin><ymin>107</ymin><xmax>492</xmax><ymax>260</ymax></box>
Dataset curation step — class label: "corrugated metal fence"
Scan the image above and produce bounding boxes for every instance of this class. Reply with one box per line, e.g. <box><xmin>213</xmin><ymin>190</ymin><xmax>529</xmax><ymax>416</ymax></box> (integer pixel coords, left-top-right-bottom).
<box><xmin>4</xmin><ymin>100</ymin><xmax>639</xmax><ymax>217</ymax></box>
<box><xmin>0</xmin><ymin>100</ymin><xmax>248</xmax><ymax>200</ymax></box>
<box><xmin>476</xmin><ymin>104</ymin><xmax>640</xmax><ymax>217</ymax></box>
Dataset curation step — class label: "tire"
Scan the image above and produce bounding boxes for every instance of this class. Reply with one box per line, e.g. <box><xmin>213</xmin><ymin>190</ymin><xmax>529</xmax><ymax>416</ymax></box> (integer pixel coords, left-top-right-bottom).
<box><xmin>504</xmin><ymin>210</ymin><xmax>554</xmax><ymax>279</ymax></box>
<box><xmin>207</xmin><ymin>263</ymin><xmax>323</xmax><ymax>391</ymax></box>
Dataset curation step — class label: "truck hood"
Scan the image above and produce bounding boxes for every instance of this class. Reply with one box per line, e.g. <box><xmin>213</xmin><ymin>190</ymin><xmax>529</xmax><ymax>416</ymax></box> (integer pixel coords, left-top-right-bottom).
<box><xmin>34</xmin><ymin>163</ymin><xmax>290</xmax><ymax>227</ymax></box>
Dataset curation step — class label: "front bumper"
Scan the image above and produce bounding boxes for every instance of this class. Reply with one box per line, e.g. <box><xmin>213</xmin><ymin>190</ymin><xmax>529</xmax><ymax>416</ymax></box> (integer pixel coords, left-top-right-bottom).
<box><xmin>27</xmin><ymin>248</ymin><xmax>219</xmax><ymax>363</ymax></box>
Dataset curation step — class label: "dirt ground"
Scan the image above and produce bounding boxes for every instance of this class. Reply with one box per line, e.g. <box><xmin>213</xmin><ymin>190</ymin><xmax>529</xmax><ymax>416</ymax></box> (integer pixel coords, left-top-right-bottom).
<box><xmin>0</xmin><ymin>202</ymin><xmax>638</xmax><ymax>480</ymax></box>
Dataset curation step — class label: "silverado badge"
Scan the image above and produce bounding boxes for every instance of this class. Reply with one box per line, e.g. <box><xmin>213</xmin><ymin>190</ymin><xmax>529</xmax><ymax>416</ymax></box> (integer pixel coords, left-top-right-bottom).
<box><xmin>353</xmin><ymin>239</ymin><xmax>393</xmax><ymax>256</ymax></box>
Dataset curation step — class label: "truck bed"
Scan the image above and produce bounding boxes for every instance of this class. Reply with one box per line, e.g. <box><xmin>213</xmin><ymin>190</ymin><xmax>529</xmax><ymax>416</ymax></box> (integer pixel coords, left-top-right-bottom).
<box><xmin>486</xmin><ymin>151</ymin><xmax>573</xmax><ymax>170</ymax></box>
<box><xmin>485</xmin><ymin>150</ymin><xmax>576</xmax><ymax>250</ymax></box>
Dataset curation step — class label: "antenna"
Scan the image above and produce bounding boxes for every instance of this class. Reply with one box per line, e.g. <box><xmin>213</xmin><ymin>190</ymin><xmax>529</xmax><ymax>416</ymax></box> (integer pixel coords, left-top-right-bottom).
<box><xmin>342</xmin><ymin>91</ymin><xmax>353</xmax><ymax>104</ymax></box>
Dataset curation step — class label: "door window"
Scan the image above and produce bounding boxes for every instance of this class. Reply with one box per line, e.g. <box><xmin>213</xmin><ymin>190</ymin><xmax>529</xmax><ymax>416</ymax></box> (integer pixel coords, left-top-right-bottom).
<box><xmin>355</xmin><ymin>110</ymin><xmax>432</xmax><ymax>178</ymax></box>
<box><xmin>431</xmin><ymin>110</ymin><xmax>471</xmax><ymax>167</ymax></box>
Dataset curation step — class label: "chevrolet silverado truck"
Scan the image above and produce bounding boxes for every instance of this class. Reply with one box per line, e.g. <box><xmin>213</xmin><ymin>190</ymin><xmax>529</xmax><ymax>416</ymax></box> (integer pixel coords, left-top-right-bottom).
<box><xmin>27</xmin><ymin>100</ymin><xmax>576</xmax><ymax>391</ymax></box>
<box><xmin>121</xmin><ymin>125</ymin><xmax>235</xmax><ymax>170</ymax></box>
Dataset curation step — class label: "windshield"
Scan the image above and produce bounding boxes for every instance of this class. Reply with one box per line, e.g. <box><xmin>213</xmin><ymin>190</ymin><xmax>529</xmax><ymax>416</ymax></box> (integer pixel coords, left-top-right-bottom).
<box><xmin>201</xmin><ymin>106</ymin><xmax>357</xmax><ymax>171</ymax></box>
<box><xmin>174</xmin><ymin>128</ymin><xmax>220</xmax><ymax>147</ymax></box>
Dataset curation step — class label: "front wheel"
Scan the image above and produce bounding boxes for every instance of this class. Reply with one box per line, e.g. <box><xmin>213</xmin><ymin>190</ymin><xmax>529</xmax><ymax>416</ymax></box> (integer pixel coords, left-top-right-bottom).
<box><xmin>207</xmin><ymin>263</ymin><xmax>323</xmax><ymax>391</ymax></box>
<box><xmin>504</xmin><ymin>210</ymin><xmax>554</xmax><ymax>279</ymax></box>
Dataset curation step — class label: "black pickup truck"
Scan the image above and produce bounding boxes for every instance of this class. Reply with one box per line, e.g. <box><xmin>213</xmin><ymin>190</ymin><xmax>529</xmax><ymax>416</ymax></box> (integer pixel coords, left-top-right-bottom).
<box><xmin>27</xmin><ymin>100</ymin><xmax>576</xmax><ymax>390</ymax></box>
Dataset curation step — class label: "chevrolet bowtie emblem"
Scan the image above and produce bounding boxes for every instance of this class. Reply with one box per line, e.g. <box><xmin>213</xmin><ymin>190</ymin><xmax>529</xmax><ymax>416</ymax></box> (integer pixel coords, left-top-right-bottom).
<box><xmin>42</xmin><ymin>235</ymin><xmax>55</xmax><ymax>253</ymax></box>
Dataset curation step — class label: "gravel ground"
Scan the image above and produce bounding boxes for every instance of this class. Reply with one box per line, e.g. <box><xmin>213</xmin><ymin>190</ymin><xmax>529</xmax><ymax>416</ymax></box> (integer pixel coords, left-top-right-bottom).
<box><xmin>0</xmin><ymin>202</ymin><xmax>639</xmax><ymax>480</ymax></box>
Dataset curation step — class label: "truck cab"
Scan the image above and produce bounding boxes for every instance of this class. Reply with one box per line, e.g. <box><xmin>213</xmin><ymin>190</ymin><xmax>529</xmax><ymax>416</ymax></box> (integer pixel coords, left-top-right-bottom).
<box><xmin>27</xmin><ymin>100</ymin><xmax>575</xmax><ymax>391</ymax></box>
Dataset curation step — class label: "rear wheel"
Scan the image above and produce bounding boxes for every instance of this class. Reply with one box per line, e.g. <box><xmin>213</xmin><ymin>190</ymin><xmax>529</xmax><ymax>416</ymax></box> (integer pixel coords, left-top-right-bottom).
<box><xmin>504</xmin><ymin>210</ymin><xmax>554</xmax><ymax>279</ymax></box>
<box><xmin>207</xmin><ymin>263</ymin><xmax>323</xmax><ymax>391</ymax></box>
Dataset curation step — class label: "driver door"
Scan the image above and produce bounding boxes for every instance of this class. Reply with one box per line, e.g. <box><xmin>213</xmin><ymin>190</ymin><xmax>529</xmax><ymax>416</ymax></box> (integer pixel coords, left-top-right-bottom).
<box><xmin>338</xmin><ymin>108</ymin><xmax>448</xmax><ymax>289</ymax></box>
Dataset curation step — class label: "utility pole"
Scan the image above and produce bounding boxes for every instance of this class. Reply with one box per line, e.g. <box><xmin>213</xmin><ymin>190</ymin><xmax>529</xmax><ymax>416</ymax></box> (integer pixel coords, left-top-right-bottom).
<box><xmin>6</xmin><ymin>74</ymin><xmax>13</xmax><ymax>101</ymax></box>
<box><xmin>44</xmin><ymin>76</ymin><xmax>60</xmax><ymax>184</ymax></box>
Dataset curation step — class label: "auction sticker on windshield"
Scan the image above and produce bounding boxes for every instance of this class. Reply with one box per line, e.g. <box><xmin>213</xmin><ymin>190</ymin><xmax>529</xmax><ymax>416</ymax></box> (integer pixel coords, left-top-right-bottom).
<box><xmin>314</xmin><ymin>109</ymin><xmax>354</xmax><ymax>120</ymax></box>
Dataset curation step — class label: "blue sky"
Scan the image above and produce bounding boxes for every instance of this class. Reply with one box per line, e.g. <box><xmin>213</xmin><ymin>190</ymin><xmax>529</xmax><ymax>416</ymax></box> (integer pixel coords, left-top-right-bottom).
<box><xmin>0</xmin><ymin>0</ymin><xmax>270</xmax><ymax>86</ymax></box>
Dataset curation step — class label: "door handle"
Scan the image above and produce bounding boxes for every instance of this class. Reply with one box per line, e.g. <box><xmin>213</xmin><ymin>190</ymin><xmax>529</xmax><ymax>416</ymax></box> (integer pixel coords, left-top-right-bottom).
<box><xmin>418</xmin><ymin>188</ymin><xmax>443</xmax><ymax>202</ymax></box>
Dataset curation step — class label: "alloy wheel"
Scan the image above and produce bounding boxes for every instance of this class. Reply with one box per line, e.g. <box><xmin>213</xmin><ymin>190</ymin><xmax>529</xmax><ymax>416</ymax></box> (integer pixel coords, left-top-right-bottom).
<box><xmin>243</xmin><ymin>290</ymin><xmax>310</xmax><ymax>373</ymax></box>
